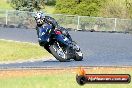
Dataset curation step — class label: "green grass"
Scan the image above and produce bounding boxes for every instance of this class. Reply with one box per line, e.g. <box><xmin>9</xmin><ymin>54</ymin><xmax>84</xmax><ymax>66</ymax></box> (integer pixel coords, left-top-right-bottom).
<box><xmin>0</xmin><ymin>40</ymin><xmax>51</xmax><ymax>61</ymax></box>
<box><xmin>0</xmin><ymin>70</ymin><xmax>131</xmax><ymax>88</ymax></box>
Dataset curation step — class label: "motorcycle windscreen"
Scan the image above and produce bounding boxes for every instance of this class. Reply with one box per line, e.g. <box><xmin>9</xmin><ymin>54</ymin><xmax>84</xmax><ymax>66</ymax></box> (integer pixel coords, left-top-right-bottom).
<box><xmin>38</xmin><ymin>25</ymin><xmax>52</xmax><ymax>43</ymax></box>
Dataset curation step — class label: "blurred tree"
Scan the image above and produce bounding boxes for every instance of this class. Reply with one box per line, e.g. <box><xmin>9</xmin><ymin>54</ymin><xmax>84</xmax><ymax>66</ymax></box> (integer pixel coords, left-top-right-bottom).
<box><xmin>125</xmin><ymin>0</ymin><xmax>132</xmax><ymax>18</ymax></box>
<box><xmin>10</xmin><ymin>0</ymin><xmax>44</xmax><ymax>11</ymax></box>
<box><xmin>55</xmin><ymin>0</ymin><xmax>105</xmax><ymax>16</ymax></box>
<box><xmin>100</xmin><ymin>0</ymin><xmax>132</xmax><ymax>19</ymax></box>
<box><xmin>100</xmin><ymin>0</ymin><xmax>127</xmax><ymax>18</ymax></box>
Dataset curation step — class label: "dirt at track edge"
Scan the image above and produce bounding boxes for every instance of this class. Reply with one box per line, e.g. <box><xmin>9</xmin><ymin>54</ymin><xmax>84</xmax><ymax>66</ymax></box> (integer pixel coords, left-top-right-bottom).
<box><xmin>0</xmin><ymin>67</ymin><xmax>132</xmax><ymax>78</ymax></box>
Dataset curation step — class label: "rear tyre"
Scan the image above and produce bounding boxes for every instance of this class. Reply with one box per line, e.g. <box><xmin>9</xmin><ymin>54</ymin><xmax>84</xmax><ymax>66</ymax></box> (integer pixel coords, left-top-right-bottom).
<box><xmin>74</xmin><ymin>50</ymin><xmax>83</xmax><ymax>61</ymax></box>
<box><xmin>49</xmin><ymin>43</ymin><xmax>70</xmax><ymax>62</ymax></box>
<box><xmin>72</xmin><ymin>42</ymin><xmax>83</xmax><ymax>61</ymax></box>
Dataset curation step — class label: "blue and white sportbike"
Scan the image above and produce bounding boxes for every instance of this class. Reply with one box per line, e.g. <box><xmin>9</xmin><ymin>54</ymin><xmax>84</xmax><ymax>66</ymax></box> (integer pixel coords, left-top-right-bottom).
<box><xmin>37</xmin><ymin>24</ymin><xmax>83</xmax><ymax>62</ymax></box>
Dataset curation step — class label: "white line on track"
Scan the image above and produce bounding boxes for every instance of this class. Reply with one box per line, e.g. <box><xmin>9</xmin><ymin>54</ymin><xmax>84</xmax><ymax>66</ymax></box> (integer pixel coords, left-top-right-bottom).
<box><xmin>0</xmin><ymin>39</ymin><xmax>37</xmax><ymax>45</ymax></box>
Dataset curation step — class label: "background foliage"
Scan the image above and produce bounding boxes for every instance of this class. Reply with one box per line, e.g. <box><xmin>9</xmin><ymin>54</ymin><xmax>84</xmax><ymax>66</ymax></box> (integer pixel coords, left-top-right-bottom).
<box><xmin>3</xmin><ymin>0</ymin><xmax>132</xmax><ymax>18</ymax></box>
<box><xmin>10</xmin><ymin>0</ymin><xmax>45</xmax><ymax>11</ymax></box>
<box><xmin>55</xmin><ymin>0</ymin><xmax>105</xmax><ymax>17</ymax></box>
<box><xmin>55</xmin><ymin>0</ymin><xmax>132</xmax><ymax>19</ymax></box>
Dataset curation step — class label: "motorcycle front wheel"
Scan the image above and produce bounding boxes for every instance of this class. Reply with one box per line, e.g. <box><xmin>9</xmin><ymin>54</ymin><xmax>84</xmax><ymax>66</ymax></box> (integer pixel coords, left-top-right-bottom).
<box><xmin>49</xmin><ymin>42</ymin><xmax>70</xmax><ymax>62</ymax></box>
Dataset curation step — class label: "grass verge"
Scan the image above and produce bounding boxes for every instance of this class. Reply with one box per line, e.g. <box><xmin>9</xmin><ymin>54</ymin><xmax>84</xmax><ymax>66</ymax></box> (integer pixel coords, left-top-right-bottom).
<box><xmin>0</xmin><ymin>67</ymin><xmax>131</xmax><ymax>88</ymax></box>
<box><xmin>0</xmin><ymin>40</ymin><xmax>52</xmax><ymax>62</ymax></box>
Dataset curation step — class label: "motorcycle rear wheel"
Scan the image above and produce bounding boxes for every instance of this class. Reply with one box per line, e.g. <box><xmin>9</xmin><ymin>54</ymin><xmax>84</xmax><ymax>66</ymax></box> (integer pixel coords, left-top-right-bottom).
<box><xmin>72</xmin><ymin>41</ymin><xmax>83</xmax><ymax>61</ymax></box>
<box><xmin>74</xmin><ymin>50</ymin><xmax>83</xmax><ymax>61</ymax></box>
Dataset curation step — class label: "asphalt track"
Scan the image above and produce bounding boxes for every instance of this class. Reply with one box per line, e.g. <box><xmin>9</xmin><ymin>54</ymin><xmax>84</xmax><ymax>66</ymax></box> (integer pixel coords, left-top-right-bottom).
<box><xmin>0</xmin><ymin>28</ymin><xmax>132</xmax><ymax>69</ymax></box>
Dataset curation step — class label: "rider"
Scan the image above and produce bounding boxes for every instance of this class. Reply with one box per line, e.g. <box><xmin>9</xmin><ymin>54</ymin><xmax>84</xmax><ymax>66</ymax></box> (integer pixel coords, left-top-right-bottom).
<box><xmin>34</xmin><ymin>11</ymin><xmax>72</xmax><ymax>46</ymax></box>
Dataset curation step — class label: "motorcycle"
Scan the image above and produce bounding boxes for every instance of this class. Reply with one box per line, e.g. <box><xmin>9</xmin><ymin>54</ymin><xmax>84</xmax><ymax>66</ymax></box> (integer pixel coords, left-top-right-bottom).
<box><xmin>38</xmin><ymin>24</ymin><xmax>83</xmax><ymax>62</ymax></box>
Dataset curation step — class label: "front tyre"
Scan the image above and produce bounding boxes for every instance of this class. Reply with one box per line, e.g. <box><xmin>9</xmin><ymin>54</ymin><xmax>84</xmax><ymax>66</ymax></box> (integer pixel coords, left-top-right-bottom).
<box><xmin>49</xmin><ymin>43</ymin><xmax>70</xmax><ymax>62</ymax></box>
